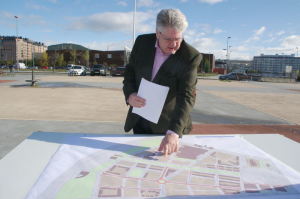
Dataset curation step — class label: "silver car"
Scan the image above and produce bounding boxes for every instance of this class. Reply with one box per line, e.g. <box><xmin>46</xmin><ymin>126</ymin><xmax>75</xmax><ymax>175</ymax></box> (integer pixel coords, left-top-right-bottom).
<box><xmin>68</xmin><ymin>65</ymin><xmax>87</xmax><ymax>76</ymax></box>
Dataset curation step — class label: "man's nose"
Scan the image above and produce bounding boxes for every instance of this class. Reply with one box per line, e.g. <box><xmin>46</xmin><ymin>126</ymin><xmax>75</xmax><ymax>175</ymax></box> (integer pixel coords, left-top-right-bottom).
<box><xmin>169</xmin><ymin>41</ymin><xmax>177</xmax><ymax>47</ymax></box>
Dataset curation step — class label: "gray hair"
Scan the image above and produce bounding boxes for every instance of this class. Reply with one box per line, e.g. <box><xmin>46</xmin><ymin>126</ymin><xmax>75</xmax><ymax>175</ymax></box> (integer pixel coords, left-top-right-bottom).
<box><xmin>156</xmin><ymin>9</ymin><xmax>188</xmax><ymax>33</ymax></box>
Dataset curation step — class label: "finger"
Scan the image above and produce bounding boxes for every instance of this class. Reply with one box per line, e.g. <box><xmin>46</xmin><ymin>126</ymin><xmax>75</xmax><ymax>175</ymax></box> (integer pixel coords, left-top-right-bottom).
<box><xmin>170</xmin><ymin>144</ymin><xmax>176</xmax><ymax>154</ymax></box>
<box><xmin>167</xmin><ymin>143</ymin><xmax>174</xmax><ymax>154</ymax></box>
<box><xmin>158</xmin><ymin>143</ymin><xmax>163</xmax><ymax>152</ymax></box>
<box><xmin>137</xmin><ymin>99</ymin><xmax>146</xmax><ymax>106</ymax></box>
<box><xmin>133</xmin><ymin>103</ymin><xmax>140</xmax><ymax>108</ymax></box>
<box><xmin>158</xmin><ymin>137</ymin><xmax>166</xmax><ymax>151</ymax></box>
<box><xmin>134</xmin><ymin>100</ymin><xmax>144</xmax><ymax>107</ymax></box>
<box><xmin>169</xmin><ymin>140</ymin><xmax>179</xmax><ymax>154</ymax></box>
<box><xmin>175</xmin><ymin>142</ymin><xmax>179</xmax><ymax>152</ymax></box>
<box><xmin>164</xmin><ymin>145</ymin><xmax>169</xmax><ymax>157</ymax></box>
<box><xmin>158</xmin><ymin>144</ymin><xmax>163</xmax><ymax>152</ymax></box>
<box><xmin>140</xmin><ymin>102</ymin><xmax>146</xmax><ymax>107</ymax></box>
<box><xmin>133</xmin><ymin>99</ymin><xmax>145</xmax><ymax>107</ymax></box>
<box><xmin>135</xmin><ymin>96</ymin><xmax>146</xmax><ymax>103</ymax></box>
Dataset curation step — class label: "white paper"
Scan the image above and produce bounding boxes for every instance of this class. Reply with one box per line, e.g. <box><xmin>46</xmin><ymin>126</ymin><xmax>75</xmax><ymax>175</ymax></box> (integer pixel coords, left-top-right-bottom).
<box><xmin>132</xmin><ymin>78</ymin><xmax>169</xmax><ymax>124</ymax></box>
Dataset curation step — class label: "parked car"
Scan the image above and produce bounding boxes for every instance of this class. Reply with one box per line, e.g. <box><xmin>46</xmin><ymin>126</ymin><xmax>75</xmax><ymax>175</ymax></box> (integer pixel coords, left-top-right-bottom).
<box><xmin>14</xmin><ymin>62</ymin><xmax>26</xmax><ymax>69</ymax></box>
<box><xmin>111</xmin><ymin>66</ymin><xmax>126</xmax><ymax>76</ymax></box>
<box><xmin>68</xmin><ymin>65</ymin><xmax>87</xmax><ymax>76</ymax></box>
<box><xmin>219</xmin><ymin>72</ymin><xmax>249</xmax><ymax>81</ymax></box>
<box><xmin>66</xmin><ymin>64</ymin><xmax>75</xmax><ymax>70</ymax></box>
<box><xmin>84</xmin><ymin>66</ymin><xmax>90</xmax><ymax>75</ymax></box>
<box><xmin>27</xmin><ymin>66</ymin><xmax>38</xmax><ymax>70</ymax></box>
<box><xmin>90</xmin><ymin>64</ymin><xmax>108</xmax><ymax>76</ymax></box>
<box><xmin>54</xmin><ymin>66</ymin><xmax>66</xmax><ymax>70</ymax></box>
<box><xmin>40</xmin><ymin>66</ymin><xmax>48</xmax><ymax>69</ymax></box>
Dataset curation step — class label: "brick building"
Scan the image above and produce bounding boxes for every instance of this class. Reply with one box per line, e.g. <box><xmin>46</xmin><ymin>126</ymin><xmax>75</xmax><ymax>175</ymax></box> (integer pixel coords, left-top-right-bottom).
<box><xmin>0</xmin><ymin>36</ymin><xmax>47</xmax><ymax>64</ymax></box>
<box><xmin>47</xmin><ymin>43</ymin><xmax>130</xmax><ymax>68</ymax></box>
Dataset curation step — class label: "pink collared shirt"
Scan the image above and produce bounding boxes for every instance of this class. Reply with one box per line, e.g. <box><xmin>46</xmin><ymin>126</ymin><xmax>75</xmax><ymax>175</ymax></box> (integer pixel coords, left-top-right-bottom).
<box><xmin>151</xmin><ymin>41</ymin><xmax>170</xmax><ymax>81</ymax></box>
<box><xmin>152</xmin><ymin>41</ymin><xmax>178</xmax><ymax>137</ymax></box>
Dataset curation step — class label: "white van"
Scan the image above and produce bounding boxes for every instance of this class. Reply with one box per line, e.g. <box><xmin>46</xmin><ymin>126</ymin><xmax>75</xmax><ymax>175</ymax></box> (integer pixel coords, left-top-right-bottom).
<box><xmin>15</xmin><ymin>62</ymin><xmax>26</xmax><ymax>69</ymax></box>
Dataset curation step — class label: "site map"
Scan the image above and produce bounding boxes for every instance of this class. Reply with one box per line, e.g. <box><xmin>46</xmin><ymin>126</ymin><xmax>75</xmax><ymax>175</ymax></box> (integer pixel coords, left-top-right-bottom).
<box><xmin>26</xmin><ymin>135</ymin><xmax>300</xmax><ymax>199</ymax></box>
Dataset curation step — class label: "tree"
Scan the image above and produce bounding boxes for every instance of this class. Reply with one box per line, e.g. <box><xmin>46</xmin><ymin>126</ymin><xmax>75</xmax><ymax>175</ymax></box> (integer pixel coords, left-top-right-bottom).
<box><xmin>82</xmin><ymin>50</ymin><xmax>89</xmax><ymax>67</ymax></box>
<box><xmin>69</xmin><ymin>50</ymin><xmax>76</xmax><ymax>64</ymax></box>
<box><xmin>5</xmin><ymin>60</ymin><xmax>13</xmax><ymax>66</ymax></box>
<box><xmin>32</xmin><ymin>55</ymin><xmax>37</xmax><ymax>67</ymax></box>
<box><xmin>56</xmin><ymin>53</ymin><xmax>64</xmax><ymax>67</ymax></box>
<box><xmin>204</xmin><ymin>58</ymin><xmax>211</xmax><ymax>73</ymax></box>
<box><xmin>93</xmin><ymin>59</ymin><xmax>97</xmax><ymax>65</ymax></box>
<box><xmin>39</xmin><ymin>52</ymin><xmax>48</xmax><ymax>66</ymax></box>
<box><xmin>48</xmin><ymin>51</ymin><xmax>57</xmax><ymax>67</ymax></box>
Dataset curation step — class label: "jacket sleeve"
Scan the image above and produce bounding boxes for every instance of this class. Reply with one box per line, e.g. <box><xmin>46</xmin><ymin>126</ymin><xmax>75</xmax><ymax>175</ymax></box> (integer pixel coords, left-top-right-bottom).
<box><xmin>168</xmin><ymin>53</ymin><xmax>202</xmax><ymax>136</ymax></box>
<box><xmin>122</xmin><ymin>36</ymin><xmax>141</xmax><ymax>103</ymax></box>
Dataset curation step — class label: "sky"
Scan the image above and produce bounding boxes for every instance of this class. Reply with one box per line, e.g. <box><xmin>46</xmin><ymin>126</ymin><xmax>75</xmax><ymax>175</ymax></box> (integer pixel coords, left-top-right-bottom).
<box><xmin>1</xmin><ymin>0</ymin><xmax>300</xmax><ymax>60</ymax></box>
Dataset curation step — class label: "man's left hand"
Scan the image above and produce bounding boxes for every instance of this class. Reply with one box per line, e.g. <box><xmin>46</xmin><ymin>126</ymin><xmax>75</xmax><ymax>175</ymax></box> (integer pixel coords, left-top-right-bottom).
<box><xmin>158</xmin><ymin>133</ymin><xmax>179</xmax><ymax>156</ymax></box>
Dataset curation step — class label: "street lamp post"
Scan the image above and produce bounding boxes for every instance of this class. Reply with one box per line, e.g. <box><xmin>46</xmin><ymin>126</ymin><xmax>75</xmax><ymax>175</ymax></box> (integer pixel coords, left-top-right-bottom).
<box><xmin>132</xmin><ymin>0</ymin><xmax>136</xmax><ymax>47</ymax></box>
<box><xmin>32</xmin><ymin>46</ymin><xmax>35</xmax><ymax>84</ymax></box>
<box><xmin>15</xmin><ymin>16</ymin><xmax>19</xmax><ymax>70</ymax></box>
<box><xmin>226</xmin><ymin>36</ymin><xmax>231</xmax><ymax>73</ymax></box>
<box><xmin>228</xmin><ymin>45</ymin><xmax>232</xmax><ymax>71</ymax></box>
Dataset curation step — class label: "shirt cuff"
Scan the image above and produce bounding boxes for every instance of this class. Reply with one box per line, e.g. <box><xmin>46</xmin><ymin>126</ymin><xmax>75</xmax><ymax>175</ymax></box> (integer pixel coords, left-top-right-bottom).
<box><xmin>166</xmin><ymin>130</ymin><xmax>179</xmax><ymax>137</ymax></box>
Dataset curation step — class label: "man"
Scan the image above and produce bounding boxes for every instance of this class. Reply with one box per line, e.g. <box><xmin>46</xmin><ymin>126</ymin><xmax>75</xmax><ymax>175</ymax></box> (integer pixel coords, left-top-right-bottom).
<box><xmin>123</xmin><ymin>9</ymin><xmax>202</xmax><ymax>156</ymax></box>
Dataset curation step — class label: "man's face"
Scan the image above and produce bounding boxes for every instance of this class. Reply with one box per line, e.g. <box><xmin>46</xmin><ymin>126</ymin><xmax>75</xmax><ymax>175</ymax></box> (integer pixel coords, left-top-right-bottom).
<box><xmin>156</xmin><ymin>27</ymin><xmax>183</xmax><ymax>55</ymax></box>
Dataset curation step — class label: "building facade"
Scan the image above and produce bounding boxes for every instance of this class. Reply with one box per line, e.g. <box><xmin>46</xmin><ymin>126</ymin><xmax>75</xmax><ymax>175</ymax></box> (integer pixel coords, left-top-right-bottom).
<box><xmin>47</xmin><ymin>43</ymin><xmax>130</xmax><ymax>68</ymax></box>
<box><xmin>252</xmin><ymin>54</ymin><xmax>300</xmax><ymax>75</ymax></box>
<box><xmin>213</xmin><ymin>59</ymin><xmax>251</xmax><ymax>74</ymax></box>
<box><xmin>199</xmin><ymin>53</ymin><xmax>215</xmax><ymax>73</ymax></box>
<box><xmin>47</xmin><ymin>43</ymin><xmax>90</xmax><ymax>67</ymax></box>
<box><xmin>0</xmin><ymin>36</ymin><xmax>47</xmax><ymax>64</ymax></box>
<box><xmin>89</xmin><ymin>50</ymin><xmax>128</xmax><ymax>67</ymax></box>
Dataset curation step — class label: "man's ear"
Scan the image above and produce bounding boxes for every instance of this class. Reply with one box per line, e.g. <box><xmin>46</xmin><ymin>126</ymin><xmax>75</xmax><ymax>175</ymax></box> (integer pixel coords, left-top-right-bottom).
<box><xmin>156</xmin><ymin>31</ymin><xmax>160</xmax><ymax>39</ymax></box>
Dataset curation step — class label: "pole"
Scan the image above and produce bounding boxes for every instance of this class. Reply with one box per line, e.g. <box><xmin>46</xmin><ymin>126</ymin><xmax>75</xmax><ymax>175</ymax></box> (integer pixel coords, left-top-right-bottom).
<box><xmin>53</xmin><ymin>49</ymin><xmax>56</xmax><ymax>73</ymax></box>
<box><xmin>26</xmin><ymin>42</ymin><xmax>28</xmax><ymax>66</ymax></box>
<box><xmin>31</xmin><ymin>46</ymin><xmax>35</xmax><ymax>86</ymax></box>
<box><xmin>15</xmin><ymin>16</ymin><xmax>19</xmax><ymax>70</ymax></box>
<box><xmin>132</xmin><ymin>0</ymin><xmax>136</xmax><ymax>47</ymax></box>
<box><xmin>226</xmin><ymin>36</ymin><xmax>231</xmax><ymax>73</ymax></box>
<box><xmin>209</xmin><ymin>53</ymin><xmax>212</xmax><ymax>73</ymax></box>
<box><xmin>15</xmin><ymin>16</ymin><xmax>19</xmax><ymax>37</ymax></box>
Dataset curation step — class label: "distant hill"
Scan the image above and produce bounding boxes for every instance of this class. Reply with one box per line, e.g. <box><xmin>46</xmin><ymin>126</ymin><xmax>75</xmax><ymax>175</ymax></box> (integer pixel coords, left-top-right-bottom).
<box><xmin>48</xmin><ymin>43</ymin><xmax>89</xmax><ymax>51</ymax></box>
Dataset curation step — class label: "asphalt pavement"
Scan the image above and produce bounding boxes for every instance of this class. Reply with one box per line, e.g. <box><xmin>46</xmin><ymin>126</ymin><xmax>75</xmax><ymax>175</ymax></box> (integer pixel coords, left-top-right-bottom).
<box><xmin>0</xmin><ymin>72</ymin><xmax>299</xmax><ymax>159</ymax></box>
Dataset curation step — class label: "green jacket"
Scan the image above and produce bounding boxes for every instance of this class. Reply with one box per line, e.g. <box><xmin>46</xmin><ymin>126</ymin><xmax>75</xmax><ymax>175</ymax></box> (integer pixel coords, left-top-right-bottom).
<box><xmin>123</xmin><ymin>33</ymin><xmax>202</xmax><ymax>137</ymax></box>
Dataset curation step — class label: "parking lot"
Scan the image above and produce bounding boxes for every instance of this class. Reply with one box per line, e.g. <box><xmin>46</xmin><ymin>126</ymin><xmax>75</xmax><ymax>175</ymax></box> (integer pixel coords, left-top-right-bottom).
<box><xmin>0</xmin><ymin>73</ymin><xmax>300</xmax><ymax>159</ymax></box>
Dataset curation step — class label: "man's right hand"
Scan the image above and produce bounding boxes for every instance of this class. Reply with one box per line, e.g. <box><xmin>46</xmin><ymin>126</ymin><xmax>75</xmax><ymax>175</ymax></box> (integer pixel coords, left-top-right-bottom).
<box><xmin>128</xmin><ymin>93</ymin><xmax>146</xmax><ymax>108</ymax></box>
